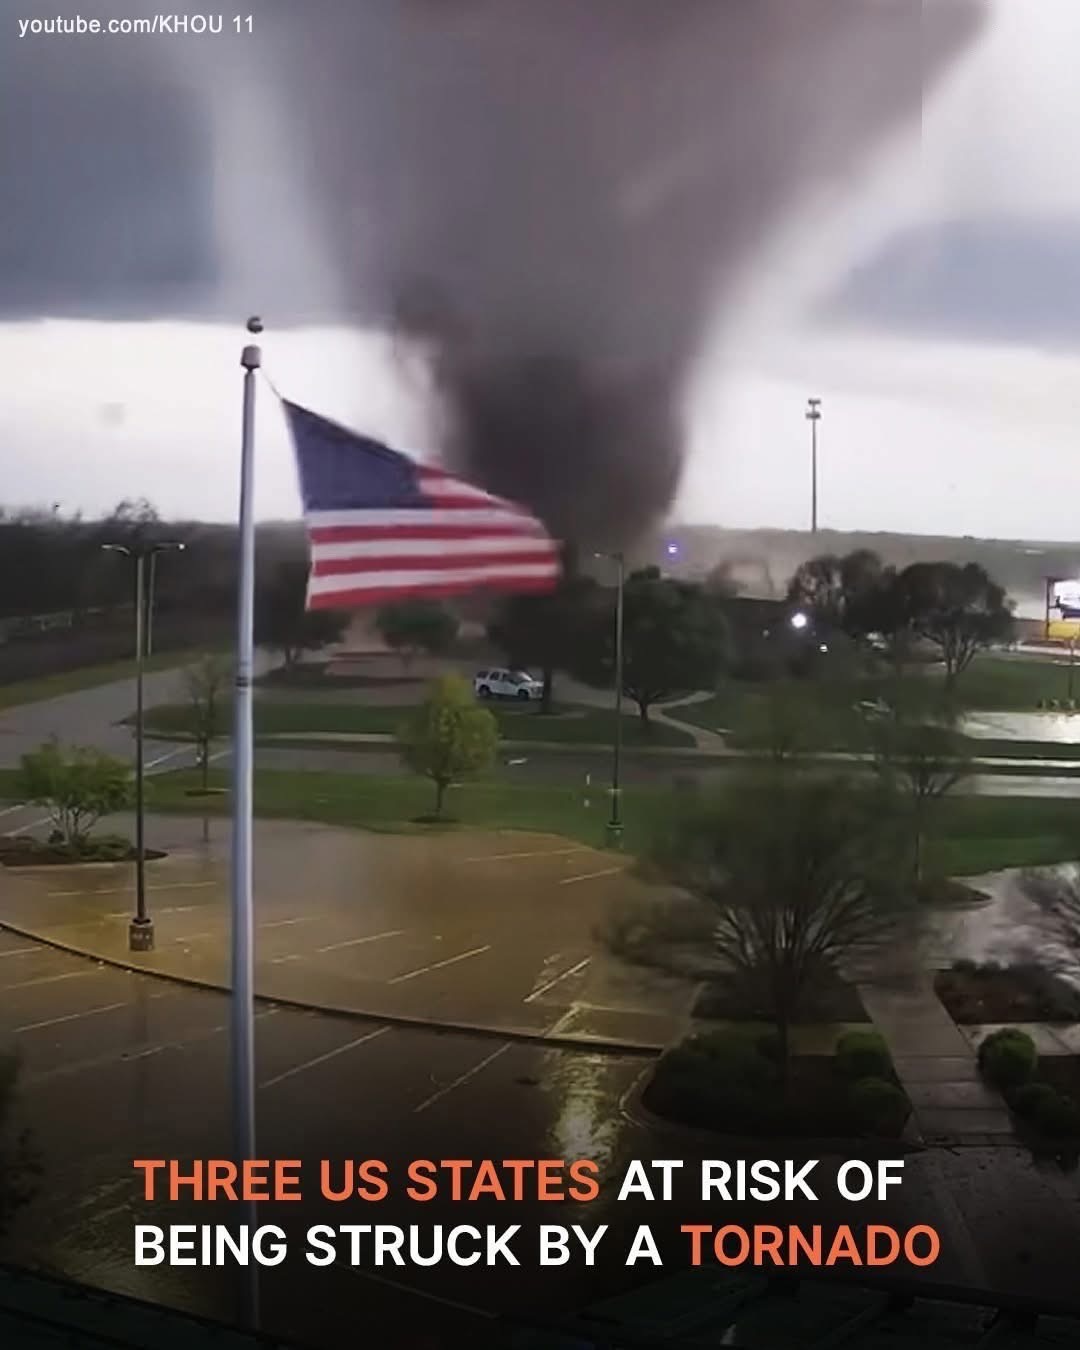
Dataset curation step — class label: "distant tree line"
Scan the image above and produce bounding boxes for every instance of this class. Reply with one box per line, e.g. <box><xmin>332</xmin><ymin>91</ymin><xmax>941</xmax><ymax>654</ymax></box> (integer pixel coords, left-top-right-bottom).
<box><xmin>786</xmin><ymin>548</ymin><xmax>1014</xmax><ymax>688</ymax></box>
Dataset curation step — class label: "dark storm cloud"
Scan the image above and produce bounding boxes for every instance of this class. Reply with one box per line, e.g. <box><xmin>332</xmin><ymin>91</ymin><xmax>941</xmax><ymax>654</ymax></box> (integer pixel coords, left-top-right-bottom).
<box><xmin>1</xmin><ymin>15</ymin><xmax>219</xmax><ymax>318</ymax></box>
<box><xmin>4</xmin><ymin>0</ymin><xmax>984</xmax><ymax>539</ymax></box>
<box><xmin>821</xmin><ymin>217</ymin><xmax>1080</xmax><ymax>348</ymax></box>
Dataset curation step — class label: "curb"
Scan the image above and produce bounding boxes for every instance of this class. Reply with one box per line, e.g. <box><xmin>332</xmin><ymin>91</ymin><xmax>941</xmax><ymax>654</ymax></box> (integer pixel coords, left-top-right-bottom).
<box><xmin>0</xmin><ymin>917</ymin><xmax>664</xmax><ymax>1060</ymax></box>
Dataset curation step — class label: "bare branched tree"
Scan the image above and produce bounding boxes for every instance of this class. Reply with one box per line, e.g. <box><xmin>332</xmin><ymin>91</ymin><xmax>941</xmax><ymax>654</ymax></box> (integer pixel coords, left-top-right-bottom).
<box><xmin>650</xmin><ymin>772</ymin><xmax>909</xmax><ymax>1076</ymax></box>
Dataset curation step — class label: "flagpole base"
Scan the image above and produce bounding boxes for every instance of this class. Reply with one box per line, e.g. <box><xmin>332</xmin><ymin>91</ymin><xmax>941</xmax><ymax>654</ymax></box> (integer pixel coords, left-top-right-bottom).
<box><xmin>605</xmin><ymin>821</ymin><xmax>624</xmax><ymax>850</ymax></box>
<box><xmin>129</xmin><ymin>917</ymin><xmax>155</xmax><ymax>952</ymax></box>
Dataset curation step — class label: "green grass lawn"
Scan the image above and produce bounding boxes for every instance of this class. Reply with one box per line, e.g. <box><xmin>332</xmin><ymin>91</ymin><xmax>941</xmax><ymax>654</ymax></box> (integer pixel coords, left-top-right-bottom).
<box><xmin>0</xmin><ymin>649</ymin><xmax>196</xmax><ymax>712</ymax></box>
<box><xmin>20</xmin><ymin>764</ymin><xmax>1063</xmax><ymax>875</ymax></box>
<box><xmin>671</xmin><ymin>653</ymin><xmax>1080</xmax><ymax>752</ymax></box>
<box><xmin>140</xmin><ymin>767</ymin><xmax>669</xmax><ymax>848</ymax></box>
<box><xmin>141</xmin><ymin>698</ymin><xmax>695</xmax><ymax>748</ymax></box>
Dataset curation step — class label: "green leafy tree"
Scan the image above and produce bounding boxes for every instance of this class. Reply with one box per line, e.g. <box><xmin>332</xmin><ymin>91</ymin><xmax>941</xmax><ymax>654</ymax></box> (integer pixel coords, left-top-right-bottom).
<box><xmin>15</xmin><ymin>739</ymin><xmax>132</xmax><ymax>850</ymax></box>
<box><xmin>575</xmin><ymin>567</ymin><xmax>728</xmax><ymax>724</ymax></box>
<box><xmin>397</xmin><ymin>674</ymin><xmax>499</xmax><ymax>818</ymax></box>
<box><xmin>650</xmin><ymin>772</ymin><xmax>907</xmax><ymax>1076</ymax></box>
<box><xmin>255</xmin><ymin>560</ymin><xmax>348</xmax><ymax>669</ymax></box>
<box><xmin>897</xmin><ymin>561</ymin><xmax>1014</xmax><ymax>689</ymax></box>
<box><xmin>375</xmin><ymin>600</ymin><xmax>459</xmax><ymax>667</ymax></box>
<box><xmin>487</xmin><ymin>575</ymin><xmax>599</xmax><ymax>713</ymax></box>
<box><xmin>786</xmin><ymin>549</ymin><xmax>898</xmax><ymax>653</ymax></box>
<box><xmin>183</xmin><ymin>653</ymin><xmax>232</xmax><ymax>790</ymax></box>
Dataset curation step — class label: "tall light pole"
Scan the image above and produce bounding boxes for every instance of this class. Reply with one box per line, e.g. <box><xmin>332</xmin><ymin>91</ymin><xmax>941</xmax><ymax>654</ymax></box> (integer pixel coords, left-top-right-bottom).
<box><xmin>806</xmin><ymin>397</ymin><xmax>822</xmax><ymax>534</ymax></box>
<box><xmin>102</xmin><ymin>539</ymin><xmax>185</xmax><ymax>951</ymax></box>
<box><xmin>595</xmin><ymin>551</ymin><xmax>625</xmax><ymax>848</ymax></box>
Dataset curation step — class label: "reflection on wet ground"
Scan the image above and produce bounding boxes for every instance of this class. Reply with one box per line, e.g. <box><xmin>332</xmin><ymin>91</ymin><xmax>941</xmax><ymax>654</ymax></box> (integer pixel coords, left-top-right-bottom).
<box><xmin>0</xmin><ymin>927</ymin><xmax>1079</xmax><ymax>1340</ymax></box>
<box><xmin>0</xmin><ymin>814</ymin><xmax>698</xmax><ymax>1046</ymax></box>
<box><xmin>851</xmin><ymin>866</ymin><xmax>1080</xmax><ymax>988</ymax></box>
<box><xmin>964</xmin><ymin>711</ymin><xmax>1080</xmax><ymax>743</ymax></box>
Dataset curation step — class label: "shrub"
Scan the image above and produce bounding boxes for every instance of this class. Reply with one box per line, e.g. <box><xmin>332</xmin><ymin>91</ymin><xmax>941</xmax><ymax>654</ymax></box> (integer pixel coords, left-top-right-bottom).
<box><xmin>977</xmin><ymin>1028</ymin><xmax>1037</xmax><ymax>1089</ymax></box>
<box><xmin>87</xmin><ymin>833</ymin><xmax>134</xmax><ymax>861</ymax></box>
<box><xmin>1010</xmin><ymin>1083</ymin><xmax>1080</xmax><ymax>1137</ymax></box>
<box><xmin>1033</xmin><ymin>1091</ymin><xmax>1080</xmax><ymax>1138</ymax></box>
<box><xmin>684</xmin><ymin>1030</ymin><xmax>779</xmax><ymax>1090</ymax></box>
<box><xmin>1008</xmin><ymin>1082</ymin><xmax>1059</xmax><ymax>1119</ymax></box>
<box><xmin>847</xmin><ymin>1077</ymin><xmax>911</xmax><ymax>1138</ymax></box>
<box><xmin>835</xmin><ymin>1030</ymin><xmax>893</xmax><ymax>1081</ymax></box>
<box><xmin>648</xmin><ymin>1030</ymin><xmax>782</xmax><ymax>1133</ymax></box>
<box><xmin>951</xmin><ymin>958</ymin><xmax>978</xmax><ymax>975</ymax></box>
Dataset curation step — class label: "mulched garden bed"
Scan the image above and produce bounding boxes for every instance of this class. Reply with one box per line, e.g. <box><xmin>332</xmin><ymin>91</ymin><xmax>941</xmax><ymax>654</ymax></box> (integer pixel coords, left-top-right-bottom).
<box><xmin>935</xmin><ymin>962</ymin><xmax>1080</xmax><ymax>1024</ymax></box>
<box><xmin>693</xmin><ymin>969</ymin><xmax>868</xmax><ymax>1023</ymax></box>
<box><xmin>0</xmin><ymin>836</ymin><xmax>166</xmax><ymax>868</ymax></box>
<box><xmin>643</xmin><ymin>1047</ymin><xmax>910</xmax><ymax>1141</ymax></box>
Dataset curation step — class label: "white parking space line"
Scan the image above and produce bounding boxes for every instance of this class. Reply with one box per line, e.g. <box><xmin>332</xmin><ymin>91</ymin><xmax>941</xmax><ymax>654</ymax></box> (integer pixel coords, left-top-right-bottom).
<box><xmin>3</xmin><ymin>814</ymin><xmax>52</xmax><ymax>837</ymax></box>
<box><xmin>414</xmin><ymin>1044</ymin><xmax>510</xmax><ymax>1114</ymax></box>
<box><xmin>541</xmin><ymin>1009</ymin><xmax>577</xmax><ymax>1037</ymax></box>
<box><xmin>146</xmin><ymin>745</ymin><xmax>192</xmax><ymax>770</ymax></box>
<box><xmin>51</xmin><ymin>882</ymin><xmax>214</xmax><ymax>898</ymax></box>
<box><xmin>1</xmin><ymin>969</ymin><xmax>98</xmax><ymax>993</ymax></box>
<box><xmin>14</xmin><ymin>1001</ymin><xmax>128</xmax><ymax>1034</ymax></box>
<box><xmin>524</xmin><ymin>957</ymin><xmax>591</xmax><ymax>1004</ymax></box>
<box><xmin>0</xmin><ymin>946</ymin><xmax>40</xmax><ymax>960</ymax></box>
<box><xmin>261</xmin><ymin>917</ymin><xmax>318</xmax><ymax>931</ymax></box>
<box><xmin>269</xmin><ymin>954</ymin><xmax>301</xmax><ymax>965</ymax></box>
<box><xmin>388</xmin><ymin>944</ymin><xmax>490</xmax><ymax>985</ymax></box>
<box><xmin>463</xmin><ymin>847</ymin><xmax>590</xmax><ymax>863</ymax></box>
<box><xmin>0</xmin><ymin>803</ymin><xmax>27</xmax><ymax>819</ymax></box>
<box><xmin>105</xmin><ymin>904</ymin><xmax>199</xmax><ymax>918</ymax></box>
<box><xmin>316</xmin><ymin>929</ymin><xmax>405</xmax><ymax>954</ymax></box>
<box><xmin>260</xmin><ymin>1026</ymin><xmax>390</xmax><ymax>1089</ymax></box>
<box><xmin>558</xmin><ymin>866</ymin><xmax>625</xmax><ymax>886</ymax></box>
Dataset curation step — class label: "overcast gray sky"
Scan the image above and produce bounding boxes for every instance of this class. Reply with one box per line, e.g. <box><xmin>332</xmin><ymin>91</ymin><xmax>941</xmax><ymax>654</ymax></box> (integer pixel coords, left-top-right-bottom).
<box><xmin>4</xmin><ymin>0</ymin><xmax>1079</xmax><ymax>540</ymax></box>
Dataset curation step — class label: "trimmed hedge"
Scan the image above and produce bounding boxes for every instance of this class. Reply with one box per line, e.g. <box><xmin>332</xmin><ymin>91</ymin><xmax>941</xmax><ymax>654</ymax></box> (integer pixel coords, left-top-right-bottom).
<box><xmin>848</xmin><ymin>1077</ymin><xmax>911</xmax><ymax>1138</ymax></box>
<box><xmin>1009</xmin><ymin>1082</ymin><xmax>1080</xmax><ymax>1138</ymax></box>
<box><xmin>977</xmin><ymin>1028</ymin><xmax>1037</xmax><ymax>1090</ymax></box>
<box><xmin>835</xmin><ymin>1031</ymin><xmax>892</xmax><ymax>1081</ymax></box>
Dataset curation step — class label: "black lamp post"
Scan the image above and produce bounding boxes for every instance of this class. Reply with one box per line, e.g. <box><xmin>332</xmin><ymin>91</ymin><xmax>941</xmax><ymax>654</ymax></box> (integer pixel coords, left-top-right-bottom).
<box><xmin>594</xmin><ymin>551</ymin><xmax>625</xmax><ymax>848</ymax></box>
<box><xmin>102</xmin><ymin>540</ymin><xmax>185</xmax><ymax>951</ymax></box>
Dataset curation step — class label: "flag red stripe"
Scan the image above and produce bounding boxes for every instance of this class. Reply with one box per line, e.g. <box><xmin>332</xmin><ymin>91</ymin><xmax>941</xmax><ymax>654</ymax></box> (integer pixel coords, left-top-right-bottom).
<box><xmin>308</xmin><ymin>576</ymin><xmax>558</xmax><ymax>609</ymax></box>
<box><xmin>309</xmin><ymin>522</ymin><xmax>548</xmax><ymax>544</ymax></box>
<box><xmin>311</xmin><ymin>549</ymin><xmax>558</xmax><ymax>577</ymax></box>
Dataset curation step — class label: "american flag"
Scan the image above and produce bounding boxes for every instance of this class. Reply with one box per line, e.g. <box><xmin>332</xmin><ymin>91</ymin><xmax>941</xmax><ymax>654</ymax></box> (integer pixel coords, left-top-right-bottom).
<box><xmin>283</xmin><ymin>401</ymin><xmax>561</xmax><ymax>609</ymax></box>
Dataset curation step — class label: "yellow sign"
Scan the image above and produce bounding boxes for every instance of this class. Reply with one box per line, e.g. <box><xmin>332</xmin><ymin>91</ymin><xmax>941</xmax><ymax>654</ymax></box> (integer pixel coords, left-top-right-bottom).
<box><xmin>1047</xmin><ymin>619</ymin><xmax>1080</xmax><ymax>640</ymax></box>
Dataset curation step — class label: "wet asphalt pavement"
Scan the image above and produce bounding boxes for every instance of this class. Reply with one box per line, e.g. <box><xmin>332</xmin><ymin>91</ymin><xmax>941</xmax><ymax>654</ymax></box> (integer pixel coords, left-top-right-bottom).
<box><xmin>2</xmin><ymin>929</ymin><xmax>1080</xmax><ymax>1344</ymax></box>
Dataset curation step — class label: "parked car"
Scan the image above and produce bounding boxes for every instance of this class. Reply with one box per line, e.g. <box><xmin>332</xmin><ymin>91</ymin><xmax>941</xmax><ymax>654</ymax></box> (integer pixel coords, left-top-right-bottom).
<box><xmin>473</xmin><ymin>668</ymin><xmax>543</xmax><ymax>701</ymax></box>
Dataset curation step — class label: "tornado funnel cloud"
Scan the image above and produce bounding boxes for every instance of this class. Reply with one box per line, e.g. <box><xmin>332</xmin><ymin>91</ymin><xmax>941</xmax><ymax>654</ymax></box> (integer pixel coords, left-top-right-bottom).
<box><xmin>279</xmin><ymin>0</ymin><xmax>985</xmax><ymax>544</ymax></box>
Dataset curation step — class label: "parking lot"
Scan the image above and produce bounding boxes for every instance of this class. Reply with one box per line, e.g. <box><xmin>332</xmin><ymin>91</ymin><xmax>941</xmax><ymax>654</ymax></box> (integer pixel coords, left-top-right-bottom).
<box><xmin>5</xmin><ymin>924</ymin><xmax>1080</xmax><ymax>1345</ymax></box>
<box><xmin>0</xmin><ymin>813</ymin><xmax>694</xmax><ymax>1046</ymax></box>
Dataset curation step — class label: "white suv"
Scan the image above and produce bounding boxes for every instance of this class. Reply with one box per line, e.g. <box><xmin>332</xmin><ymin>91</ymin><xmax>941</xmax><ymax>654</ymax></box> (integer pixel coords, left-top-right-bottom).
<box><xmin>474</xmin><ymin>668</ymin><xmax>543</xmax><ymax>701</ymax></box>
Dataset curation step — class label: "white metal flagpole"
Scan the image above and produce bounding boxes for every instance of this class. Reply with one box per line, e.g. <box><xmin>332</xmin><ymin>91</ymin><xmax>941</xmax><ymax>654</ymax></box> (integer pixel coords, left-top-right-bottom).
<box><xmin>233</xmin><ymin>317</ymin><xmax>262</xmax><ymax>1326</ymax></box>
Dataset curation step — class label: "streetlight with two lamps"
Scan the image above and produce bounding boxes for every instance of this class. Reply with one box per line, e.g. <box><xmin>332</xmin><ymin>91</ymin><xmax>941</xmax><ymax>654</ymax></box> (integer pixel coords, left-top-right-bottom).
<box><xmin>593</xmin><ymin>550</ymin><xmax>625</xmax><ymax>847</ymax></box>
<box><xmin>101</xmin><ymin>538</ymin><xmax>185</xmax><ymax>951</ymax></box>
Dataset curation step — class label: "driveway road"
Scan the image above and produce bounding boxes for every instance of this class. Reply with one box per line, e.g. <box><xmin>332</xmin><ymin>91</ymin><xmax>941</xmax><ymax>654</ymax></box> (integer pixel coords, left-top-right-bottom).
<box><xmin>0</xmin><ymin>666</ymin><xmax>192</xmax><ymax>767</ymax></box>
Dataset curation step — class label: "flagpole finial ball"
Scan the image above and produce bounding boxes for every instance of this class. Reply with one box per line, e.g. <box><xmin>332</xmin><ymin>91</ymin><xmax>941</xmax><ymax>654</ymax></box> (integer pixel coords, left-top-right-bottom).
<box><xmin>246</xmin><ymin>316</ymin><xmax>263</xmax><ymax>335</ymax></box>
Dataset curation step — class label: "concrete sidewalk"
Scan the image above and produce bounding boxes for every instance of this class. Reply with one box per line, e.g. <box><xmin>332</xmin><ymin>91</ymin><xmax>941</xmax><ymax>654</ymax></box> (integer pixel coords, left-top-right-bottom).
<box><xmin>858</xmin><ymin>975</ymin><xmax>1014</xmax><ymax>1145</ymax></box>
